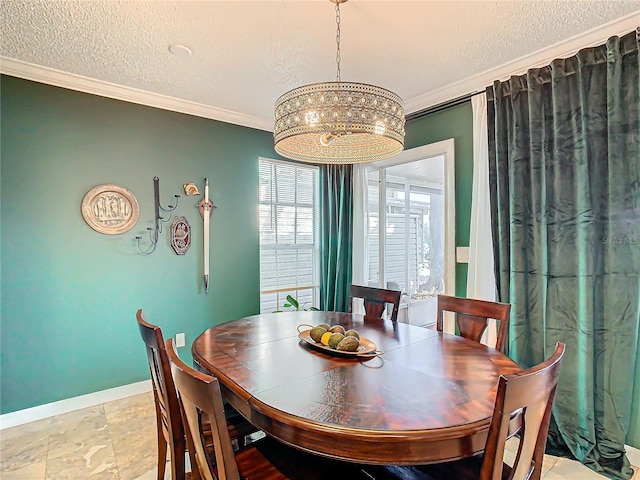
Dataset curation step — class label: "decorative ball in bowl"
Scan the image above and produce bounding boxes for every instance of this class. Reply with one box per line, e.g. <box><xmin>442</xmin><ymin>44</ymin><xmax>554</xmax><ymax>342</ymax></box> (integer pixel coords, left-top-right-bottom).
<box><xmin>297</xmin><ymin>323</ymin><xmax>379</xmax><ymax>357</ymax></box>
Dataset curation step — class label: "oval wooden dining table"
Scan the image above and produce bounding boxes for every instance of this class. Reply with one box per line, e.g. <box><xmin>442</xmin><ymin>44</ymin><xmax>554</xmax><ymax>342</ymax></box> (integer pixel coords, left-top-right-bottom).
<box><xmin>191</xmin><ymin>311</ymin><xmax>521</xmax><ymax>465</ymax></box>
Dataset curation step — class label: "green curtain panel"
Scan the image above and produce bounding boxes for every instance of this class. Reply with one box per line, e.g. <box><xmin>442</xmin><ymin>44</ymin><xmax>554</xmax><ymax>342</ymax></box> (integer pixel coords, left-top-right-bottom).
<box><xmin>319</xmin><ymin>164</ymin><xmax>353</xmax><ymax>312</ymax></box>
<box><xmin>487</xmin><ymin>31</ymin><xmax>639</xmax><ymax>480</ymax></box>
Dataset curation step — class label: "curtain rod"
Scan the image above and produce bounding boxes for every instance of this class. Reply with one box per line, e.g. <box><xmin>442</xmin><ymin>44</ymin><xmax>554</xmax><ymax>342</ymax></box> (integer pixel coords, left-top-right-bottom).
<box><xmin>405</xmin><ymin>90</ymin><xmax>485</xmax><ymax>121</ymax></box>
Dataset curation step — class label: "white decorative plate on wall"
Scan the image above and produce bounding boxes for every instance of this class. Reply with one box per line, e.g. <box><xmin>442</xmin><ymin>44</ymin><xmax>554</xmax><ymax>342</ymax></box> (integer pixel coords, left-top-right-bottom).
<box><xmin>81</xmin><ymin>184</ymin><xmax>140</xmax><ymax>235</ymax></box>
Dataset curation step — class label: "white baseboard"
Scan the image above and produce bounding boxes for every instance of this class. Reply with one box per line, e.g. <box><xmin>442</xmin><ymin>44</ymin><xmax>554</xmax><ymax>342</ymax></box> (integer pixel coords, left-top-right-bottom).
<box><xmin>0</xmin><ymin>380</ymin><xmax>152</xmax><ymax>430</ymax></box>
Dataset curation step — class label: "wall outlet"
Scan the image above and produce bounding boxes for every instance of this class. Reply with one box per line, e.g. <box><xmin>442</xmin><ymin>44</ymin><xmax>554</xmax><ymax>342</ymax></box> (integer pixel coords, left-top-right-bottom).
<box><xmin>456</xmin><ymin>246</ymin><xmax>470</xmax><ymax>263</ymax></box>
<box><xmin>175</xmin><ymin>332</ymin><xmax>186</xmax><ymax>348</ymax></box>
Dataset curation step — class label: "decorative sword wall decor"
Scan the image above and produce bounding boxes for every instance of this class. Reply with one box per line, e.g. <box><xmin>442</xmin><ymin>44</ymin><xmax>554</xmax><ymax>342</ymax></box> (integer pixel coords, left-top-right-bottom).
<box><xmin>196</xmin><ymin>178</ymin><xmax>216</xmax><ymax>292</ymax></box>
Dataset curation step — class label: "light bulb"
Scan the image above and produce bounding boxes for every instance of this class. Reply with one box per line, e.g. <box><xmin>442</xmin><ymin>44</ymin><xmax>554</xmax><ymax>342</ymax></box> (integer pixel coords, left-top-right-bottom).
<box><xmin>306</xmin><ymin>111</ymin><xmax>320</xmax><ymax>126</ymax></box>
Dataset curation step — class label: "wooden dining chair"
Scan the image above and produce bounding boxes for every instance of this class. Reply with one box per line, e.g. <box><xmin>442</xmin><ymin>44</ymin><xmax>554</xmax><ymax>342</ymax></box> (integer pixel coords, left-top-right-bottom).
<box><xmin>436</xmin><ymin>295</ymin><xmax>512</xmax><ymax>352</ymax></box>
<box><xmin>166</xmin><ymin>338</ymin><xmax>371</xmax><ymax>480</ymax></box>
<box><xmin>362</xmin><ymin>342</ymin><xmax>566</xmax><ymax>480</ymax></box>
<box><xmin>136</xmin><ymin>309</ymin><xmax>257</xmax><ymax>480</ymax></box>
<box><xmin>349</xmin><ymin>285</ymin><xmax>402</xmax><ymax>322</ymax></box>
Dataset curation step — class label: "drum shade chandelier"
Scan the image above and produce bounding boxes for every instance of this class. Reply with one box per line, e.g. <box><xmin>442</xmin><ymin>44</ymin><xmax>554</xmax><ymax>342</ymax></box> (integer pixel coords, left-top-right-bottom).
<box><xmin>273</xmin><ymin>0</ymin><xmax>405</xmax><ymax>164</ymax></box>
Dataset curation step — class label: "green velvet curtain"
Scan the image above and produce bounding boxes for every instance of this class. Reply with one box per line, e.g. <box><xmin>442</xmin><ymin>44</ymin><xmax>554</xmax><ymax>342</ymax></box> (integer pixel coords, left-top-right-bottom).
<box><xmin>487</xmin><ymin>31</ymin><xmax>639</xmax><ymax>480</ymax></box>
<box><xmin>319</xmin><ymin>164</ymin><xmax>353</xmax><ymax>312</ymax></box>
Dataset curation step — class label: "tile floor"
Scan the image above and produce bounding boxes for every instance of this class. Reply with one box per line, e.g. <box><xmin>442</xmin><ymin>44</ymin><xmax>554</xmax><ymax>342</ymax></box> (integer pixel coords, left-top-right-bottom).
<box><xmin>0</xmin><ymin>392</ymin><xmax>637</xmax><ymax>479</ymax></box>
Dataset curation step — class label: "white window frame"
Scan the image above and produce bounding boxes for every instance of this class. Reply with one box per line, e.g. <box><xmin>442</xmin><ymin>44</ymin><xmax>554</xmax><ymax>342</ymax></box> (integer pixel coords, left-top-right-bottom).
<box><xmin>258</xmin><ymin>157</ymin><xmax>320</xmax><ymax>313</ymax></box>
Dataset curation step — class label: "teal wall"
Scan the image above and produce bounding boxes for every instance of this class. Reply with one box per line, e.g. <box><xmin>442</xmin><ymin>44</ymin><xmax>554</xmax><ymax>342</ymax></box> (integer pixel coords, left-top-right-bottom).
<box><xmin>405</xmin><ymin>103</ymin><xmax>473</xmax><ymax>297</ymax></box>
<box><xmin>0</xmin><ymin>76</ymin><xmax>275</xmax><ymax>414</ymax></box>
<box><xmin>0</xmin><ymin>76</ymin><xmax>475</xmax><ymax>415</ymax></box>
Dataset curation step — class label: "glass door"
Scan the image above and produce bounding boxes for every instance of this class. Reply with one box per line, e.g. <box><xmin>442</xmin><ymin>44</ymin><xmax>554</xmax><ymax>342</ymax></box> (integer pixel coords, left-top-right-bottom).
<box><xmin>365</xmin><ymin>141</ymin><xmax>454</xmax><ymax>326</ymax></box>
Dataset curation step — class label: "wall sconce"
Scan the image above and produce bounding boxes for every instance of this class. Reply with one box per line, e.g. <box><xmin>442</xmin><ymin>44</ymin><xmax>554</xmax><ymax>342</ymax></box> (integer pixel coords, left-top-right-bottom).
<box><xmin>135</xmin><ymin>176</ymin><xmax>180</xmax><ymax>255</ymax></box>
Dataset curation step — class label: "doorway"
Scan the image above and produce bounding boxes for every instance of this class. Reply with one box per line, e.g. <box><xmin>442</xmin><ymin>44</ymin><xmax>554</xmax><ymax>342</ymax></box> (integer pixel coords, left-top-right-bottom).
<box><xmin>364</xmin><ymin>140</ymin><xmax>455</xmax><ymax>326</ymax></box>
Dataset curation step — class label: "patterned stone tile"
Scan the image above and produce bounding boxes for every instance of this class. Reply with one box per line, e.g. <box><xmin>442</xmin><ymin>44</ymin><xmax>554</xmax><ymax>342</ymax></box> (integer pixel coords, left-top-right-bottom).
<box><xmin>540</xmin><ymin>454</ymin><xmax>561</xmax><ymax>477</ymax></box>
<box><xmin>45</xmin><ymin>440</ymin><xmax>119</xmax><ymax>479</ymax></box>
<box><xmin>0</xmin><ymin>428</ymin><xmax>49</xmax><ymax>478</ymax></box>
<box><xmin>132</xmin><ymin>465</ymin><xmax>171</xmax><ymax>480</ymax></box>
<box><xmin>544</xmin><ymin>456</ymin><xmax>611</xmax><ymax>479</ymax></box>
<box><xmin>131</xmin><ymin>467</ymin><xmax>159</xmax><ymax>480</ymax></box>
<box><xmin>0</xmin><ymin>416</ymin><xmax>54</xmax><ymax>442</ymax></box>
<box><xmin>49</xmin><ymin>406</ymin><xmax>106</xmax><ymax>433</ymax></box>
<box><xmin>107</xmin><ymin>410</ymin><xmax>159</xmax><ymax>480</ymax></box>
<box><xmin>0</xmin><ymin>462</ymin><xmax>46</xmax><ymax>480</ymax></box>
<box><xmin>46</xmin><ymin>405</ymin><xmax>110</xmax><ymax>461</ymax></box>
<box><xmin>503</xmin><ymin>436</ymin><xmax>559</xmax><ymax>476</ymax></box>
<box><xmin>103</xmin><ymin>393</ymin><xmax>155</xmax><ymax>424</ymax></box>
<box><xmin>627</xmin><ymin>446</ymin><xmax>640</xmax><ymax>474</ymax></box>
<box><xmin>2</xmin><ymin>392</ymin><xmax>633</xmax><ymax>480</ymax></box>
<box><xmin>44</xmin><ymin>404</ymin><xmax>120</xmax><ymax>479</ymax></box>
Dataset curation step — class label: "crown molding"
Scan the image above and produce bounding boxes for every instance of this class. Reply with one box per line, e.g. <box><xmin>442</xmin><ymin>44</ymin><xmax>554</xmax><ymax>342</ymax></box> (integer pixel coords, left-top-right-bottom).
<box><xmin>404</xmin><ymin>12</ymin><xmax>639</xmax><ymax>115</ymax></box>
<box><xmin>2</xmin><ymin>12</ymin><xmax>637</xmax><ymax>128</ymax></box>
<box><xmin>0</xmin><ymin>57</ymin><xmax>273</xmax><ymax>132</ymax></box>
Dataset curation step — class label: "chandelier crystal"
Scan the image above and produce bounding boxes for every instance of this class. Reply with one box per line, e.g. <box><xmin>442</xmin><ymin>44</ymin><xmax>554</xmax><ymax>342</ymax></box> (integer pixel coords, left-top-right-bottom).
<box><xmin>273</xmin><ymin>0</ymin><xmax>405</xmax><ymax>164</ymax></box>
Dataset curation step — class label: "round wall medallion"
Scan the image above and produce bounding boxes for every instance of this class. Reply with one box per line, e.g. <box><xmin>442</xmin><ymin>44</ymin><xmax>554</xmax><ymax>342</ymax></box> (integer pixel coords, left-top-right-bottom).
<box><xmin>81</xmin><ymin>184</ymin><xmax>140</xmax><ymax>235</ymax></box>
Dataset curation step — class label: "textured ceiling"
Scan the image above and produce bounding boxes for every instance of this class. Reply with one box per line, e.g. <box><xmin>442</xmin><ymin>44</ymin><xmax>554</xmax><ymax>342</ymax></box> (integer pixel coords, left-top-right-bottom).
<box><xmin>2</xmin><ymin>1</ymin><xmax>639</xmax><ymax>131</ymax></box>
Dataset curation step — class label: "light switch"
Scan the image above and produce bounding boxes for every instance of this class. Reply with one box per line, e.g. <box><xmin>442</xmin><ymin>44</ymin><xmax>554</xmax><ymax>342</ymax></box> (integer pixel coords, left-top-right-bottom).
<box><xmin>175</xmin><ymin>332</ymin><xmax>186</xmax><ymax>348</ymax></box>
<box><xmin>456</xmin><ymin>246</ymin><xmax>470</xmax><ymax>263</ymax></box>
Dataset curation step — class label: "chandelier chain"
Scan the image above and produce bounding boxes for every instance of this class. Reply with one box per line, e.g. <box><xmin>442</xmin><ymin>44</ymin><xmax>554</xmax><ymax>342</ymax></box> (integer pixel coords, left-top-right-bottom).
<box><xmin>335</xmin><ymin>1</ymin><xmax>341</xmax><ymax>82</ymax></box>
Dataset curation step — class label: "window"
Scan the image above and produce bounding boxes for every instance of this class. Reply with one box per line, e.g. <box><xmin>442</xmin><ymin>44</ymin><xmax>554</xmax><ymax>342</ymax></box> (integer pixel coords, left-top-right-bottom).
<box><xmin>259</xmin><ymin>158</ymin><xmax>319</xmax><ymax>313</ymax></box>
<box><xmin>365</xmin><ymin>140</ymin><xmax>455</xmax><ymax>326</ymax></box>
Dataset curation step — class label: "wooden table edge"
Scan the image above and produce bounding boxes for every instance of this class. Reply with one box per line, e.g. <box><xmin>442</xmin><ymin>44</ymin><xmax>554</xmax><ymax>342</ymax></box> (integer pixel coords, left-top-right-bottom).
<box><xmin>191</xmin><ymin>315</ymin><xmax>522</xmax><ymax>465</ymax></box>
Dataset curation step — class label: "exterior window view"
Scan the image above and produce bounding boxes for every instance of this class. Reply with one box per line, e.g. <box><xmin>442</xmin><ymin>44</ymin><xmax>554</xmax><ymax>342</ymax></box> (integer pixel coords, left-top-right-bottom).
<box><xmin>367</xmin><ymin>155</ymin><xmax>446</xmax><ymax>325</ymax></box>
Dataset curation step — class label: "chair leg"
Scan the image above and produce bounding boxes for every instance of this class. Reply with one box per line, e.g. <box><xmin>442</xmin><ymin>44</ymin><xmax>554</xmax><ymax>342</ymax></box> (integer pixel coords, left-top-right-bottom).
<box><xmin>184</xmin><ymin>420</ymin><xmax>201</xmax><ymax>480</ymax></box>
<box><xmin>187</xmin><ymin>453</ymin><xmax>201</xmax><ymax>480</ymax></box>
<box><xmin>156</xmin><ymin>433</ymin><xmax>168</xmax><ymax>480</ymax></box>
<box><xmin>153</xmin><ymin>390</ymin><xmax>168</xmax><ymax>480</ymax></box>
<box><xmin>169</xmin><ymin>440</ymin><xmax>186</xmax><ymax>480</ymax></box>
